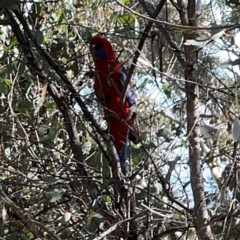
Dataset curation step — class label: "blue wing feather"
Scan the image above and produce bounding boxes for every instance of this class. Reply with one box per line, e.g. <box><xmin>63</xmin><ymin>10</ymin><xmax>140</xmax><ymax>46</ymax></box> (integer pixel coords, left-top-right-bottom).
<box><xmin>118</xmin><ymin>66</ymin><xmax>136</xmax><ymax>107</ymax></box>
<box><xmin>118</xmin><ymin>145</ymin><xmax>127</xmax><ymax>176</ymax></box>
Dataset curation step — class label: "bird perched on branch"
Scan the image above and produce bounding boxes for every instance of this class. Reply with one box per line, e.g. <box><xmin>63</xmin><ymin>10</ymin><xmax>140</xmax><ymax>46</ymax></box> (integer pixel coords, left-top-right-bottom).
<box><xmin>90</xmin><ymin>36</ymin><xmax>138</xmax><ymax>176</ymax></box>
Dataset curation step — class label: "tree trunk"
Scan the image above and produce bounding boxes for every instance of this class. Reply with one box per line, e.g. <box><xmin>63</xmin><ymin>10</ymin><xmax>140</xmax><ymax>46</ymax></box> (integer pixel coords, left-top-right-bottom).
<box><xmin>184</xmin><ymin>0</ymin><xmax>214</xmax><ymax>239</ymax></box>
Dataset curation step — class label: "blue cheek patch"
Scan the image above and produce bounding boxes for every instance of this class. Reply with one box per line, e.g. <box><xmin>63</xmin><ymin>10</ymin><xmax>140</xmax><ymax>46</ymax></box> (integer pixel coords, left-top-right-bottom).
<box><xmin>95</xmin><ymin>47</ymin><xmax>108</xmax><ymax>59</ymax></box>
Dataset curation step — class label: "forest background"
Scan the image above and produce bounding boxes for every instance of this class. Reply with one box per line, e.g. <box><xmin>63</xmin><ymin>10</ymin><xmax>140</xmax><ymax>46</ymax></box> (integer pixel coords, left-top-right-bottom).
<box><xmin>0</xmin><ymin>0</ymin><xmax>240</xmax><ymax>239</ymax></box>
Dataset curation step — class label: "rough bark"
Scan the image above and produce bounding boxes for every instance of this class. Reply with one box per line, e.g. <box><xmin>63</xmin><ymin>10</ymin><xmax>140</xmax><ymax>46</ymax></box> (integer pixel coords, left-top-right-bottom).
<box><xmin>184</xmin><ymin>0</ymin><xmax>213</xmax><ymax>239</ymax></box>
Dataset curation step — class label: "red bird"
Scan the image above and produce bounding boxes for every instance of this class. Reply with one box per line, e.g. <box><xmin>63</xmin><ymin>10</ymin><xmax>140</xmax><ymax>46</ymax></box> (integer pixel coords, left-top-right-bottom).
<box><xmin>90</xmin><ymin>36</ymin><xmax>137</xmax><ymax>176</ymax></box>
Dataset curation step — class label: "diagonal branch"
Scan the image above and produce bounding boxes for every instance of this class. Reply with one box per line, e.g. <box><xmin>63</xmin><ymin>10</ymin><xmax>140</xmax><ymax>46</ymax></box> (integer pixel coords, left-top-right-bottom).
<box><xmin>11</xmin><ymin>9</ymin><xmax>125</xmax><ymax>186</ymax></box>
<box><xmin>119</xmin><ymin>0</ymin><xmax>167</xmax><ymax>104</ymax></box>
<box><xmin>5</xmin><ymin>9</ymin><xmax>116</xmax><ymax>221</ymax></box>
<box><xmin>0</xmin><ymin>185</ymin><xmax>60</xmax><ymax>240</ymax></box>
<box><xmin>138</xmin><ymin>0</ymin><xmax>186</xmax><ymax>69</ymax></box>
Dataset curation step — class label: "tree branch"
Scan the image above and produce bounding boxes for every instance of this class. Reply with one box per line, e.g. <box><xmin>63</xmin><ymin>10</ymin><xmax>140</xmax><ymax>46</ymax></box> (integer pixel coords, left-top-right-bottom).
<box><xmin>119</xmin><ymin>0</ymin><xmax>167</xmax><ymax>103</ymax></box>
<box><xmin>5</xmin><ymin>8</ymin><xmax>116</xmax><ymax>221</ymax></box>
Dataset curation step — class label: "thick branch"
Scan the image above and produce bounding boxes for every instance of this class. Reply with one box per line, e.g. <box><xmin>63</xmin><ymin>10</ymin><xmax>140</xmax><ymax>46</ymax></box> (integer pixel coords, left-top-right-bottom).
<box><xmin>182</xmin><ymin>0</ymin><xmax>213</xmax><ymax>239</ymax></box>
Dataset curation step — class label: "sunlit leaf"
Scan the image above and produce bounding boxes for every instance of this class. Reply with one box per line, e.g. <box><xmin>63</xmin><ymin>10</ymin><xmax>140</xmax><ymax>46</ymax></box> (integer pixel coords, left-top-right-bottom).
<box><xmin>50</xmin><ymin>188</ymin><xmax>65</xmax><ymax>202</ymax></box>
<box><xmin>132</xmin><ymin>156</ymin><xmax>141</xmax><ymax>165</ymax></box>
<box><xmin>121</xmin><ymin>0</ymin><xmax>130</xmax><ymax>4</ymax></box>
<box><xmin>182</xmin><ymin>140</ymin><xmax>187</xmax><ymax>148</ymax></box>
<box><xmin>162</xmin><ymin>84</ymin><xmax>171</xmax><ymax>98</ymax></box>
<box><xmin>117</xmin><ymin>14</ymin><xmax>135</xmax><ymax>26</ymax></box>
<box><xmin>60</xmin><ymin>212</ymin><xmax>72</xmax><ymax>223</ymax></box>
<box><xmin>22</xmin><ymin>187</ymin><xmax>30</xmax><ymax>195</ymax></box>
<box><xmin>56</xmin><ymin>9</ymin><xmax>64</xmax><ymax>23</ymax></box>
<box><xmin>132</xmin><ymin>144</ymin><xmax>140</xmax><ymax>149</ymax></box>
<box><xmin>104</xmin><ymin>195</ymin><xmax>111</xmax><ymax>202</ymax></box>
<box><xmin>4</xmin><ymin>79</ymin><xmax>11</xmax><ymax>86</ymax></box>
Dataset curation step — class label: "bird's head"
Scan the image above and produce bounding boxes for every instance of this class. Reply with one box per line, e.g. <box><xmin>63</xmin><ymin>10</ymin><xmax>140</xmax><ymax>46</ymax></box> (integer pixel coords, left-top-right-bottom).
<box><xmin>90</xmin><ymin>36</ymin><xmax>116</xmax><ymax>61</ymax></box>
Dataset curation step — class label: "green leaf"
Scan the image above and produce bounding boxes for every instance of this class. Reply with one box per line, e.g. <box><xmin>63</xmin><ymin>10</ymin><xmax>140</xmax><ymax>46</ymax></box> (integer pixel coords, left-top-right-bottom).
<box><xmin>117</xmin><ymin>14</ymin><xmax>135</xmax><ymax>25</ymax></box>
<box><xmin>22</xmin><ymin>187</ymin><xmax>30</xmax><ymax>195</ymax></box>
<box><xmin>132</xmin><ymin>144</ymin><xmax>140</xmax><ymax>149</ymax></box>
<box><xmin>62</xmin><ymin>24</ymin><xmax>68</xmax><ymax>37</ymax></box>
<box><xmin>162</xmin><ymin>84</ymin><xmax>171</xmax><ymax>98</ymax></box>
<box><xmin>121</xmin><ymin>0</ymin><xmax>130</xmax><ymax>4</ymax></box>
<box><xmin>24</xmin><ymin>229</ymin><xmax>34</xmax><ymax>239</ymax></box>
<box><xmin>44</xmin><ymin>101</ymin><xmax>57</xmax><ymax>109</ymax></box>
<box><xmin>4</xmin><ymin>79</ymin><xmax>11</xmax><ymax>86</ymax></box>
<box><xmin>132</xmin><ymin>156</ymin><xmax>141</xmax><ymax>165</ymax></box>
<box><xmin>56</xmin><ymin>9</ymin><xmax>63</xmax><ymax>23</ymax></box>
<box><xmin>0</xmin><ymin>0</ymin><xmax>19</xmax><ymax>9</ymax></box>
<box><xmin>104</xmin><ymin>195</ymin><xmax>111</xmax><ymax>202</ymax></box>
<box><xmin>182</xmin><ymin>140</ymin><xmax>187</xmax><ymax>148</ymax></box>
<box><xmin>0</xmin><ymin>82</ymin><xmax>7</xmax><ymax>93</ymax></box>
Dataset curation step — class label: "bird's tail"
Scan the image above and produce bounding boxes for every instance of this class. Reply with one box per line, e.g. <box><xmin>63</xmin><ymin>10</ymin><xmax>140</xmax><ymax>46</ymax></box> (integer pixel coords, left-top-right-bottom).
<box><xmin>118</xmin><ymin>143</ymin><xmax>127</xmax><ymax>176</ymax></box>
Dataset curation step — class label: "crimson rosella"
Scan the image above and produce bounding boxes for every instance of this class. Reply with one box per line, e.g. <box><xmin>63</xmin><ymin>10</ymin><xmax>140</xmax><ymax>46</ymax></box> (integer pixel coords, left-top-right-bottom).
<box><xmin>90</xmin><ymin>36</ymin><xmax>137</xmax><ymax>176</ymax></box>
